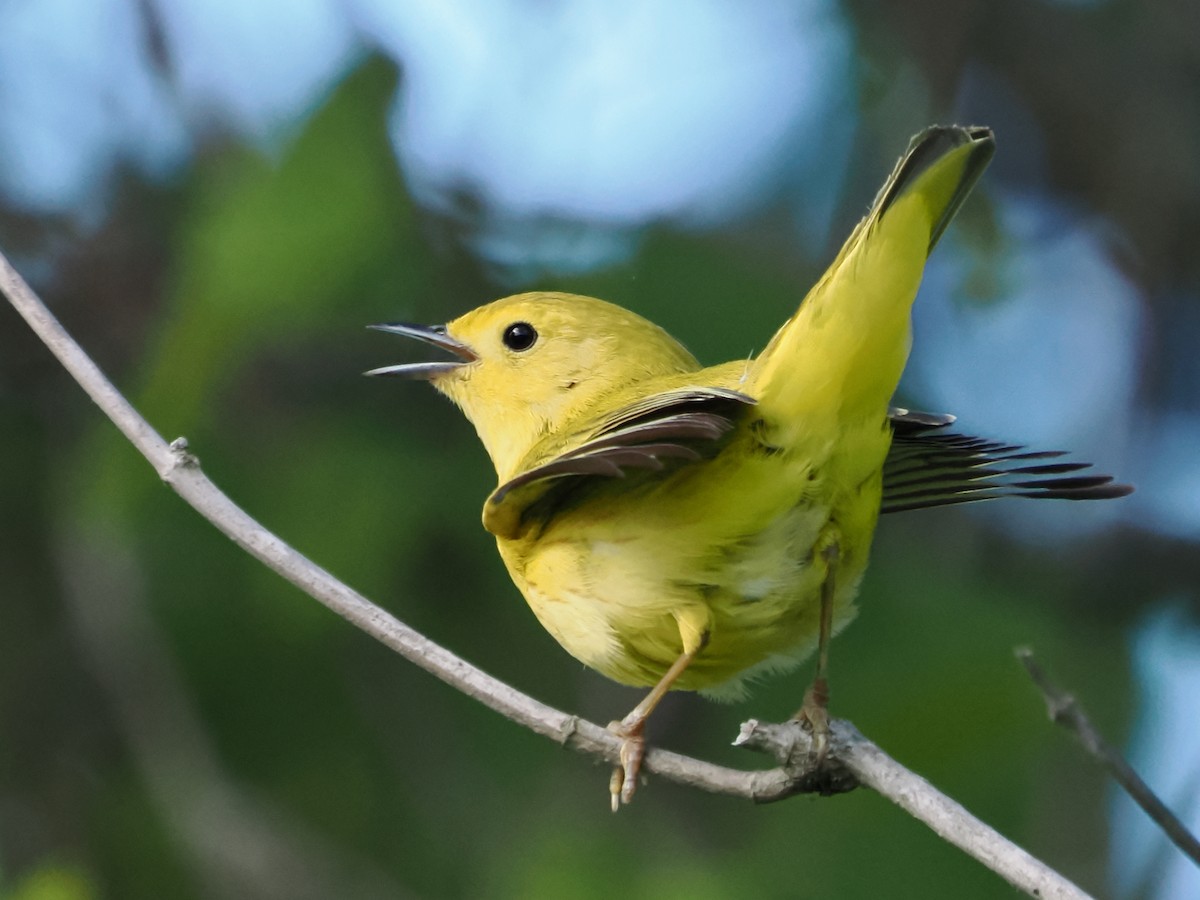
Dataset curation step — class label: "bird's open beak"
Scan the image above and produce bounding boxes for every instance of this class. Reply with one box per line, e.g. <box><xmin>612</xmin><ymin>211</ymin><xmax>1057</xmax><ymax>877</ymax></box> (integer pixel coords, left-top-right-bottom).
<box><xmin>364</xmin><ymin>322</ymin><xmax>477</xmax><ymax>379</ymax></box>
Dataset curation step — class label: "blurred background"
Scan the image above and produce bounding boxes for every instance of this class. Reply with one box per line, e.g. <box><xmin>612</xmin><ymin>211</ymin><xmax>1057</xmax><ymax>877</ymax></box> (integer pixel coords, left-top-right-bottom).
<box><xmin>1</xmin><ymin>0</ymin><xmax>1197</xmax><ymax>897</ymax></box>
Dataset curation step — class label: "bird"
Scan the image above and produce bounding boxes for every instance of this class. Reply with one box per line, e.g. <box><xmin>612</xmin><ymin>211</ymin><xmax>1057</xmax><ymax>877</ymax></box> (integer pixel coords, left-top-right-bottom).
<box><xmin>366</xmin><ymin>126</ymin><xmax>1132</xmax><ymax>809</ymax></box>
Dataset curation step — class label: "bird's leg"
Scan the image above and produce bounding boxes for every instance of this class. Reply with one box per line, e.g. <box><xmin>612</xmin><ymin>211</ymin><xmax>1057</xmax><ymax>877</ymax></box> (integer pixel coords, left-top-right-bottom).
<box><xmin>608</xmin><ymin>608</ymin><xmax>710</xmax><ymax>811</ymax></box>
<box><xmin>797</xmin><ymin>540</ymin><xmax>839</xmax><ymax>763</ymax></box>
<box><xmin>607</xmin><ymin>649</ymin><xmax>697</xmax><ymax>810</ymax></box>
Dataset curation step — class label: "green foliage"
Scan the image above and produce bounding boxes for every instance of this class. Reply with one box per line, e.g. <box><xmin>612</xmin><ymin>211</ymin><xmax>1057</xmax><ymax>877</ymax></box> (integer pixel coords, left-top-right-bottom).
<box><xmin>2</xmin><ymin>862</ymin><xmax>96</xmax><ymax>900</ymax></box>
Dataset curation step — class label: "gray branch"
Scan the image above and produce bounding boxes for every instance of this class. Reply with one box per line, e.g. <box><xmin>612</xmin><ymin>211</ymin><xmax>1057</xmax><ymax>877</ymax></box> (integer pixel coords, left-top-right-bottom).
<box><xmin>2</xmin><ymin>250</ymin><xmax>1092</xmax><ymax>900</ymax></box>
<box><xmin>1017</xmin><ymin>647</ymin><xmax>1200</xmax><ymax>868</ymax></box>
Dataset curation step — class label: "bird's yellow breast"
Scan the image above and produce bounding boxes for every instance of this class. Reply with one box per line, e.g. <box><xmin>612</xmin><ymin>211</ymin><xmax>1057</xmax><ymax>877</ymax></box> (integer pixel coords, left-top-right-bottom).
<box><xmin>494</xmin><ymin>421</ymin><xmax>887</xmax><ymax>698</ymax></box>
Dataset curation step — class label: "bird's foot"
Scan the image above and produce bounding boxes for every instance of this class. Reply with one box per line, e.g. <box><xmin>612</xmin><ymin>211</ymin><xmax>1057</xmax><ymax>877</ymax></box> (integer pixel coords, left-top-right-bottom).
<box><xmin>606</xmin><ymin>718</ymin><xmax>646</xmax><ymax>812</ymax></box>
<box><xmin>795</xmin><ymin>676</ymin><xmax>831</xmax><ymax>764</ymax></box>
<box><xmin>789</xmin><ymin>676</ymin><xmax>857</xmax><ymax>795</ymax></box>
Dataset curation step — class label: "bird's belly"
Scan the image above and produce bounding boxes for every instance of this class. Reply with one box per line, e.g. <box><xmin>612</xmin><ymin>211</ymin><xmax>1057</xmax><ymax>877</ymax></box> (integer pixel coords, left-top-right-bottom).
<box><xmin>499</xmin><ymin>493</ymin><xmax>871</xmax><ymax>695</ymax></box>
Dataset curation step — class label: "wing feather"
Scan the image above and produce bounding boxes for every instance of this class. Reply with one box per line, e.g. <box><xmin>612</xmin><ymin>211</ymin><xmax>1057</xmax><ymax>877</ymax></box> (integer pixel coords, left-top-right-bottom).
<box><xmin>882</xmin><ymin>409</ymin><xmax>1133</xmax><ymax>514</ymax></box>
<box><xmin>484</xmin><ymin>388</ymin><xmax>755</xmax><ymax>537</ymax></box>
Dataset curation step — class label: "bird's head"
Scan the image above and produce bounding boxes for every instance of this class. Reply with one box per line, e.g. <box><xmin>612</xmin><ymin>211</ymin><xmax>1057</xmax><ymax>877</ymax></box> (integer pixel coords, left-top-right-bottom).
<box><xmin>368</xmin><ymin>292</ymin><xmax>700</xmax><ymax>480</ymax></box>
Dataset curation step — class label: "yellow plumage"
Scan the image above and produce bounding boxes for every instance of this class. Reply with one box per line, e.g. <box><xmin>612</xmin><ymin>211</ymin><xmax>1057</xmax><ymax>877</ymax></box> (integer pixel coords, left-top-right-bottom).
<box><xmin>368</xmin><ymin>126</ymin><xmax>1129</xmax><ymax>805</ymax></box>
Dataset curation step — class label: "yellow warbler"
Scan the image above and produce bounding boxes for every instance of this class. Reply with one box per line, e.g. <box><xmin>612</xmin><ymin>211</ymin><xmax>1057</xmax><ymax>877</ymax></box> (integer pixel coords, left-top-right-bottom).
<box><xmin>368</xmin><ymin>126</ymin><xmax>1131</xmax><ymax>808</ymax></box>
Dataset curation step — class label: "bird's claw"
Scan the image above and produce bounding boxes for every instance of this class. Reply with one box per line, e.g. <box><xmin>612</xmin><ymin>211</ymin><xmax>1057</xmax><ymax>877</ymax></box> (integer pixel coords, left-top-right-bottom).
<box><xmin>607</xmin><ymin>719</ymin><xmax>646</xmax><ymax>811</ymax></box>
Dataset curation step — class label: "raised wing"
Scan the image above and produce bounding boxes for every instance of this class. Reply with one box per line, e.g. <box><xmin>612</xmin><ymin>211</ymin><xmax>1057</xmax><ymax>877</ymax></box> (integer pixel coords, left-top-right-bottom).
<box><xmin>882</xmin><ymin>408</ymin><xmax>1133</xmax><ymax>514</ymax></box>
<box><xmin>484</xmin><ymin>387</ymin><xmax>755</xmax><ymax>538</ymax></box>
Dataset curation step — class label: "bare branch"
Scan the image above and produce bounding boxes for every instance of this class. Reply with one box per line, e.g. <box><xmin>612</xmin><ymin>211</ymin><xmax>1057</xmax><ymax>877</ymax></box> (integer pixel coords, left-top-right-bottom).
<box><xmin>2</xmin><ymin>251</ymin><xmax>1092</xmax><ymax>900</ymax></box>
<box><xmin>737</xmin><ymin>719</ymin><xmax>1093</xmax><ymax>899</ymax></box>
<box><xmin>1017</xmin><ymin>646</ymin><xmax>1200</xmax><ymax>868</ymax></box>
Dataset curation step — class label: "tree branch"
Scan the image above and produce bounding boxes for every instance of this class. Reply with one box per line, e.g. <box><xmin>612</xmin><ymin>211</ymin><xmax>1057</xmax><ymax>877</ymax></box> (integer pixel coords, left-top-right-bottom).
<box><xmin>1017</xmin><ymin>646</ymin><xmax>1200</xmax><ymax>868</ymax></box>
<box><xmin>3</xmin><ymin>250</ymin><xmax>1092</xmax><ymax>900</ymax></box>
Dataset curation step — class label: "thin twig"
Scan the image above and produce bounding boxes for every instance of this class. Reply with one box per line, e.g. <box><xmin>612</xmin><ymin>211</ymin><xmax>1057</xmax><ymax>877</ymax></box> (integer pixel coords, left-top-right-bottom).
<box><xmin>1017</xmin><ymin>646</ymin><xmax>1200</xmax><ymax>868</ymax></box>
<box><xmin>738</xmin><ymin>719</ymin><xmax>1092</xmax><ymax>898</ymax></box>
<box><xmin>2</xmin><ymin>250</ymin><xmax>1092</xmax><ymax>900</ymax></box>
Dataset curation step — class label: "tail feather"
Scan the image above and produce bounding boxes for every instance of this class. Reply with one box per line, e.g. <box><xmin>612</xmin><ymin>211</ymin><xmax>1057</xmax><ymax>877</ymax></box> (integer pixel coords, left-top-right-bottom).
<box><xmin>877</xmin><ymin>126</ymin><xmax>996</xmax><ymax>254</ymax></box>
<box><xmin>749</xmin><ymin>127</ymin><xmax>995</xmax><ymax>440</ymax></box>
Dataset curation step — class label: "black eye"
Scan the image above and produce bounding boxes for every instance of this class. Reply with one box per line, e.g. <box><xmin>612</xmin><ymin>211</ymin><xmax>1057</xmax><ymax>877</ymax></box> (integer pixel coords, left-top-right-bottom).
<box><xmin>502</xmin><ymin>322</ymin><xmax>538</xmax><ymax>351</ymax></box>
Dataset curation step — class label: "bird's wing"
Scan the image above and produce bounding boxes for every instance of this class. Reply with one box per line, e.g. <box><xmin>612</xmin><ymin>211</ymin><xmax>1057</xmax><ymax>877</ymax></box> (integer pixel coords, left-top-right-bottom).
<box><xmin>483</xmin><ymin>387</ymin><xmax>755</xmax><ymax>538</ymax></box>
<box><xmin>881</xmin><ymin>408</ymin><xmax>1133</xmax><ymax>514</ymax></box>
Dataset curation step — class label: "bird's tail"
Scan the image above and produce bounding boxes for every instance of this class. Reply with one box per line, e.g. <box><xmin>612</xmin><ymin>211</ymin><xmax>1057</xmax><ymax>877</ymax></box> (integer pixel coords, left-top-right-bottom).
<box><xmin>749</xmin><ymin>126</ymin><xmax>995</xmax><ymax>442</ymax></box>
